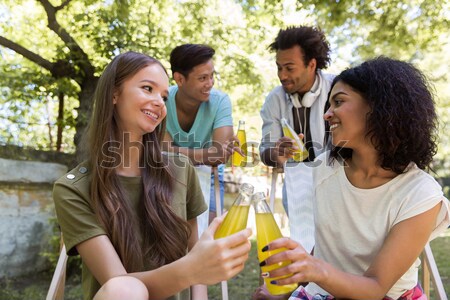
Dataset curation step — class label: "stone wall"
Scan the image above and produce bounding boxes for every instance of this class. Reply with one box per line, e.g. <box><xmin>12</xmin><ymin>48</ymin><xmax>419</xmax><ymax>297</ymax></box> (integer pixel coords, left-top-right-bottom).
<box><xmin>0</xmin><ymin>158</ymin><xmax>67</xmax><ymax>278</ymax></box>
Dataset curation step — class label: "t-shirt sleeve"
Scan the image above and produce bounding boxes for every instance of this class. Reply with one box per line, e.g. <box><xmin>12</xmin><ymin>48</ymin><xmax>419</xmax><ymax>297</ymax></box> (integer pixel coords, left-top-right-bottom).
<box><xmin>393</xmin><ymin>175</ymin><xmax>450</xmax><ymax>241</ymax></box>
<box><xmin>185</xmin><ymin>162</ymin><xmax>208</xmax><ymax>220</ymax></box>
<box><xmin>165</xmin><ymin>85</ymin><xmax>178</xmax><ymax>140</ymax></box>
<box><xmin>213</xmin><ymin>93</ymin><xmax>233</xmax><ymax>129</ymax></box>
<box><xmin>53</xmin><ymin>180</ymin><xmax>107</xmax><ymax>256</ymax></box>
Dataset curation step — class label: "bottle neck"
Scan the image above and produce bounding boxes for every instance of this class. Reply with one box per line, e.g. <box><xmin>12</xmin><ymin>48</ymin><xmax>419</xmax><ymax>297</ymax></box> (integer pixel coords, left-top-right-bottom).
<box><xmin>253</xmin><ymin>198</ymin><xmax>272</xmax><ymax>213</ymax></box>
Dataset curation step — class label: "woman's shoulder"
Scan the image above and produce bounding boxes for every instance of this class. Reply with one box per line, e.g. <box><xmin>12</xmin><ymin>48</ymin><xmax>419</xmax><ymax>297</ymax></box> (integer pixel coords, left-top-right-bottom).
<box><xmin>384</xmin><ymin>164</ymin><xmax>444</xmax><ymax>208</ymax></box>
<box><xmin>55</xmin><ymin>161</ymin><xmax>90</xmax><ymax>183</ymax></box>
<box><xmin>163</xmin><ymin>151</ymin><xmax>191</xmax><ymax>166</ymax></box>
<box><xmin>162</xmin><ymin>152</ymin><xmax>195</xmax><ymax>181</ymax></box>
<box><xmin>53</xmin><ymin>161</ymin><xmax>91</xmax><ymax>199</ymax></box>
<box><xmin>396</xmin><ymin>164</ymin><xmax>442</xmax><ymax>192</ymax></box>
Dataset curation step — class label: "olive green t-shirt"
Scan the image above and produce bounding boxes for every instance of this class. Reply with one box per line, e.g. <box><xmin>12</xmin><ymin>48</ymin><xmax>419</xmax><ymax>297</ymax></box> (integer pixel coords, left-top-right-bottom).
<box><xmin>53</xmin><ymin>153</ymin><xmax>207</xmax><ymax>300</ymax></box>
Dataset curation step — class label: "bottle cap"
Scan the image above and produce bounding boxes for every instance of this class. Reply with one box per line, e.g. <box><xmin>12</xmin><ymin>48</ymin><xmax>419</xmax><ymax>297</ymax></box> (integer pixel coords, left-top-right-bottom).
<box><xmin>239</xmin><ymin>183</ymin><xmax>254</xmax><ymax>196</ymax></box>
<box><xmin>252</xmin><ymin>191</ymin><xmax>266</xmax><ymax>202</ymax></box>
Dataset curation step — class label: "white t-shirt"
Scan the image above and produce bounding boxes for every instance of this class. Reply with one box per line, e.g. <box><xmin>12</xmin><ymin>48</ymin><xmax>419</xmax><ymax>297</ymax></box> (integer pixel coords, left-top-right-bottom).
<box><xmin>305</xmin><ymin>153</ymin><xmax>450</xmax><ymax>299</ymax></box>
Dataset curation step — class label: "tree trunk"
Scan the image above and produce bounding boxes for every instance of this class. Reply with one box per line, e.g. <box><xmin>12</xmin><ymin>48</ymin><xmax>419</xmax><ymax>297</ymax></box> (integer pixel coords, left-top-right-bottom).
<box><xmin>75</xmin><ymin>76</ymin><xmax>98</xmax><ymax>160</ymax></box>
<box><xmin>56</xmin><ymin>92</ymin><xmax>64</xmax><ymax>152</ymax></box>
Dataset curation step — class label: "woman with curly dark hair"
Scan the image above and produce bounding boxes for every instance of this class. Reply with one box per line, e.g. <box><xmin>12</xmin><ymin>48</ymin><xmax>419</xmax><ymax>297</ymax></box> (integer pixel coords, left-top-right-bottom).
<box><xmin>255</xmin><ymin>57</ymin><xmax>449</xmax><ymax>300</ymax></box>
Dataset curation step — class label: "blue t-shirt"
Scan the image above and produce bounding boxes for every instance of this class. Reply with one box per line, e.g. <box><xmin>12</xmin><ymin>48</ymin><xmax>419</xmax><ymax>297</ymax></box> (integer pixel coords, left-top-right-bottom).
<box><xmin>166</xmin><ymin>86</ymin><xmax>233</xmax><ymax>148</ymax></box>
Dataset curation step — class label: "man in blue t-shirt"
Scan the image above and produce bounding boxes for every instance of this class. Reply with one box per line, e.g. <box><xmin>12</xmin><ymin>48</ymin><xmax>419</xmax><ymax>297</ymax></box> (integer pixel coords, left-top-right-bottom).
<box><xmin>163</xmin><ymin>43</ymin><xmax>241</xmax><ymax>223</ymax></box>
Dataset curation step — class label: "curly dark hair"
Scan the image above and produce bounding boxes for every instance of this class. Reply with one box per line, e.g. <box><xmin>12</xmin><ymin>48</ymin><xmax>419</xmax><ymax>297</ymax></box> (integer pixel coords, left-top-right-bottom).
<box><xmin>269</xmin><ymin>25</ymin><xmax>331</xmax><ymax>70</ymax></box>
<box><xmin>329</xmin><ymin>57</ymin><xmax>438</xmax><ymax>173</ymax></box>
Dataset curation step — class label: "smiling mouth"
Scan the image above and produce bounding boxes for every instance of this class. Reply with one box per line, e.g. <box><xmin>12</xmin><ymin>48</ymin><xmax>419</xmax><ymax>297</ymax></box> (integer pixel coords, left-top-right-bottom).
<box><xmin>330</xmin><ymin>124</ymin><xmax>339</xmax><ymax>130</ymax></box>
<box><xmin>142</xmin><ymin>110</ymin><xmax>159</xmax><ymax>119</ymax></box>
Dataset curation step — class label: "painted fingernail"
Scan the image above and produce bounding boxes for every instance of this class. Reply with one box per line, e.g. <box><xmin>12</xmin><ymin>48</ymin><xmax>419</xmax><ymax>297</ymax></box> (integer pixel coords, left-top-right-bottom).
<box><xmin>261</xmin><ymin>272</ymin><xmax>269</xmax><ymax>278</ymax></box>
<box><xmin>261</xmin><ymin>245</ymin><xmax>269</xmax><ymax>252</ymax></box>
<box><xmin>270</xmin><ymin>280</ymin><xmax>277</xmax><ymax>285</ymax></box>
<box><xmin>259</xmin><ymin>261</ymin><xmax>266</xmax><ymax>267</ymax></box>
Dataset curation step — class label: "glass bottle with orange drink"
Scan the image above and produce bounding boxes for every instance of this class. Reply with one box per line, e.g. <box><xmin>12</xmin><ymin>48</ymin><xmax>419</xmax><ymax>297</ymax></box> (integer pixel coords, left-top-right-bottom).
<box><xmin>214</xmin><ymin>182</ymin><xmax>254</xmax><ymax>239</ymax></box>
<box><xmin>231</xmin><ymin>120</ymin><xmax>247</xmax><ymax>167</ymax></box>
<box><xmin>253</xmin><ymin>192</ymin><xmax>297</xmax><ymax>295</ymax></box>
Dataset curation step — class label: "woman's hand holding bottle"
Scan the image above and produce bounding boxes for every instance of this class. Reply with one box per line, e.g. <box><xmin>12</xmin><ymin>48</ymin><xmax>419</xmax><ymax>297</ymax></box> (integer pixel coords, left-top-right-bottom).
<box><xmin>184</xmin><ymin>215</ymin><xmax>252</xmax><ymax>285</ymax></box>
<box><xmin>258</xmin><ymin>237</ymin><xmax>327</xmax><ymax>287</ymax></box>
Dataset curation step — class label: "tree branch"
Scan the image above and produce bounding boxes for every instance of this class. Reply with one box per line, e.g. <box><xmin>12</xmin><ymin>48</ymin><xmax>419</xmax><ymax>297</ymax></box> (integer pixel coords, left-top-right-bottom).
<box><xmin>55</xmin><ymin>0</ymin><xmax>71</xmax><ymax>11</ymax></box>
<box><xmin>37</xmin><ymin>0</ymin><xmax>95</xmax><ymax>78</ymax></box>
<box><xmin>0</xmin><ymin>35</ymin><xmax>54</xmax><ymax>71</ymax></box>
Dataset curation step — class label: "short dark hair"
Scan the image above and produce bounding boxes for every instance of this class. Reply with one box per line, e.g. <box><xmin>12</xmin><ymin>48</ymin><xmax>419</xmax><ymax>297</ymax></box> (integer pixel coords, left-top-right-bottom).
<box><xmin>269</xmin><ymin>25</ymin><xmax>331</xmax><ymax>70</ymax></box>
<box><xmin>329</xmin><ymin>57</ymin><xmax>438</xmax><ymax>173</ymax></box>
<box><xmin>169</xmin><ymin>44</ymin><xmax>215</xmax><ymax>78</ymax></box>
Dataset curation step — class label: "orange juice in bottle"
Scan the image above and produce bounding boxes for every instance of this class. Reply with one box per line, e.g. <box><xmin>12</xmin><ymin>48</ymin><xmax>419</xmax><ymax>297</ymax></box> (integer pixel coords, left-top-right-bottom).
<box><xmin>214</xmin><ymin>183</ymin><xmax>254</xmax><ymax>239</ymax></box>
<box><xmin>232</xmin><ymin>120</ymin><xmax>247</xmax><ymax>167</ymax></box>
<box><xmin>281</xmin><ymin>118</ymin><xmax>308</xmax><ymax>162</ymax></box>
<box><xmin>253</xmin><ymin>192</ymin><xmax>297</xmax><ymax>295</ymax></box>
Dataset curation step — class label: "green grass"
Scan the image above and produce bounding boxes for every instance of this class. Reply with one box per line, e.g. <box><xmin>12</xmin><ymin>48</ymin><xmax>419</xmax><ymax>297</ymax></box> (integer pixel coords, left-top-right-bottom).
<box><xmin>429</xmin><ymin>230</ymin><xmax>450</xmax><ymax>298</ymax></box>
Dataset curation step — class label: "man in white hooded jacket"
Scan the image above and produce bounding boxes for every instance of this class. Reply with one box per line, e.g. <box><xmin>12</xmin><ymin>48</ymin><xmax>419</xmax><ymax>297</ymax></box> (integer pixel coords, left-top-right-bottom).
<box><xmin>259</xmin><ymin>25</ymin><xmax>335</xmax><ymax>217</ymax></box>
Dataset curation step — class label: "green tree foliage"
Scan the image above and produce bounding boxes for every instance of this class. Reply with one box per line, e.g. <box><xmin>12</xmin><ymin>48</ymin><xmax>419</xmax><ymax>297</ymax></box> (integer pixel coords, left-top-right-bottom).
<box><xmin>298</xmin><ymin>0</ymin><xmax>449</xmax><ymax>60</ymax></box>
<box><xmin>0</xmin><ymin>0</ymin><xmax>448</xmax><ymax>175</ymax></box>
<box><xmin>0</xmin><ymin>0</ymin><xmax>282</xmax><ymax>153</ymax></box>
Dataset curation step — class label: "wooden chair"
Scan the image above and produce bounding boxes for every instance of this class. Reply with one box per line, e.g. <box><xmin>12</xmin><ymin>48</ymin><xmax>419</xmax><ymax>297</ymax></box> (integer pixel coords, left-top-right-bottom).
<box><xmin>46</xmin><ymin>237</ymin><xmax>67</xmax><ymax>300</ymax></box>
<box><xmin>421</xmin><ymin>243</ymin><xmax>448</xmax><ymax>300</ymax></box>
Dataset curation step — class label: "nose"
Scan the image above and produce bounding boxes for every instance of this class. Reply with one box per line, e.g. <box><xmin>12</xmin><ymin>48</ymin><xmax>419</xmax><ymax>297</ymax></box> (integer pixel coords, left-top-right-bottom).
<box><xmin>323</xmin><ymin>106</ymin><xmax>333</xmax><ymax>121</ymax></box>
<box><xmin>278</xmin><ymin>69</ymin><xmax>287</xmax><ymax>81</ymax></box>
<box><xmin>153</xmin><ymin>94</ymin><xmax>165</xmax><ymax>106</ymax></box>
<box><xmin>206</xmin><ymin>76</ymin><xmax>214</xmax><ymax>88</ymax></box>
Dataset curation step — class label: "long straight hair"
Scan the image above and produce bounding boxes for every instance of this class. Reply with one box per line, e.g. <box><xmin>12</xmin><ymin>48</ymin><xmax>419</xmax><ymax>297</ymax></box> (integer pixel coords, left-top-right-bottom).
<box><xmin>85</xmin><ymin>51</ymin><xmax>190</xmax><ymax>271</ymax></box>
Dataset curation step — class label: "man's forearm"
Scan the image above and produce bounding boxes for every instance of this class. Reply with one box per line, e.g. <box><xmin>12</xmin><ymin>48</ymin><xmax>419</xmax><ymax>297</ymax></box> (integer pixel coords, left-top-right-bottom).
<box><xmin>260</xmin><ymin>148</ymin><xmax>279</xmax><ymax>167</ymax></box>
<box><xmin>261</xmin><ymin>147</ymin><xmax>290</xmax><ymax>168</ymax></box>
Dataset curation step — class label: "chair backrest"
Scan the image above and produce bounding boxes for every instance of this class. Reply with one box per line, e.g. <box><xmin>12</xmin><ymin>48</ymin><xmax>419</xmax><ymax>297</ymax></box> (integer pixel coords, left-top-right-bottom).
<box><xmin>46</xmin><ymin>243</ymin><xmax>67</xmax><ymax>300</ymax></box>
<box><xmin>421</xmin><ymin>243</ymin><xmax>448</xmax><ymax>300</ymax></box>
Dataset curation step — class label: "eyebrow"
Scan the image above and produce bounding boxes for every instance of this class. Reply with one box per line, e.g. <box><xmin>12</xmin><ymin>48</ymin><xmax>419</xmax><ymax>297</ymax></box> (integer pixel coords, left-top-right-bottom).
<box><xmin>330</xmin><ymin>91</ymin><xmax>348</xmax><ymax>100</ymax></box>
<box><xmin>196</xmin><ymin>71</ymin><xmax>215</xmax><ymax>77</ymax></box>
<box><xmin>276</xmin><ymin>62</ymin><xmax>296</xmax><ymax>67</ymax></box>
